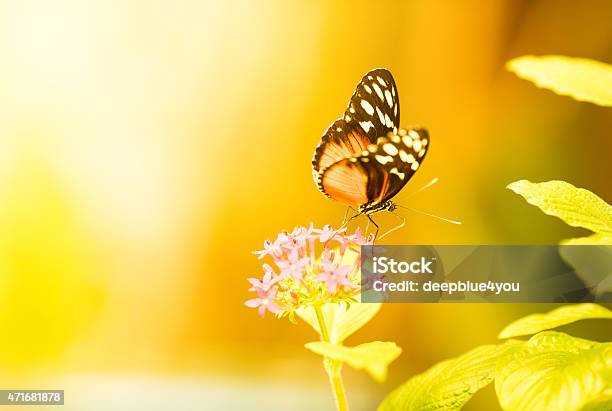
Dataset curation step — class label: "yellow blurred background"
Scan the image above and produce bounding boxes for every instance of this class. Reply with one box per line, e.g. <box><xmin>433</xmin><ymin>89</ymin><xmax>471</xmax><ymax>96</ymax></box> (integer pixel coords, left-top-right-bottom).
<box><xmin>0</xmin><ymin>0</ymin><xmax>610</xmax><ymax>409</ymax></box>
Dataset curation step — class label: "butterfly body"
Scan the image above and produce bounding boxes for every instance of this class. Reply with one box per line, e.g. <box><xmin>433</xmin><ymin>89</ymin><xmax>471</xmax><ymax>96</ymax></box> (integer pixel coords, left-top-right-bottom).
<box><xmin>312</xmin><ymin>68</ymin><xmax>429</xmax><ymax>217</ymax></box>
<box><xmin>358</xmin><ymin>199</ymin><xmax>396</xmax><ymax>215</ymax></box>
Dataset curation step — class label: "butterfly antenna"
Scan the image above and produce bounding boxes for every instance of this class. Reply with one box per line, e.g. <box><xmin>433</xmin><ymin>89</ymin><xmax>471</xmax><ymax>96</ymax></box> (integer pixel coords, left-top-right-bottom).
<box><xmin>377</xmin><ymin>212</ymin><xmax>406</xmax><ymax>240</ymax></box>
<box><xmin>396</xmin><ymin>204</ymin><xmax>462</xmax><ymax>225</ymax></box>
<box><xmin>405</xmin><ymin>177</ymin><xmax>439</xmax><ymax>198</ymax></box>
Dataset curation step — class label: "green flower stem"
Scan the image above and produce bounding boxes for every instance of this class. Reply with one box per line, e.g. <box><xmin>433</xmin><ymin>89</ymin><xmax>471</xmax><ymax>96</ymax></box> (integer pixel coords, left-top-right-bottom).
<box><xmin>326</xmin><ymin>360</ymin><xmax>349</xmax><ymax>411</ymax></box>
<box><xmin>314</xmin><ymin>305</ymin><xmax>349</xmax><ymax>411</ymax></box>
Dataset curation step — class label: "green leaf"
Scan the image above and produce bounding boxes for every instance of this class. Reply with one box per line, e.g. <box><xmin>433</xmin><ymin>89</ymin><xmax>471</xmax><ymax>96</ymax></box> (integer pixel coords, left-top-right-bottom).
<box><xmin>305</xmin><ymin>341</ymin><xmax>401</xmax><ymax>382</ymax></box>
<box><xmin>581</xmin><ymin>395</ymin><xmax>612</xmax><ymax>411</ymax></box>
<box><xmin>559</xmin><ymin>244</ymin><xmax>612</xmax><ymax>297</ymax></box>
<box><xmin>296</xmin><ymin>302</ymin><xmax>381</xmax><ymax>344</ymax></box>
<box><xmin>378</xmin><ymin>341</ymin><xmax>522</xmax><ymax>411</ymax></box>
<box><xmin>507</xmin><ymin>55</ymin><xmax>612</xmax><ymax>107</ymax></box>
<box><xmin>495</xmin><ymin>331</ymin><xmax>612</xmax><ymax>411</ymax></box>
<box><xmin>499</xmin><ymin>304</ymin><xmax>612</xmax><ymax>339</ymax></box>
<box><xmin>507</xmin><ymin>180</ymin><xmax>612</xmax><ymax>236</ymax></box>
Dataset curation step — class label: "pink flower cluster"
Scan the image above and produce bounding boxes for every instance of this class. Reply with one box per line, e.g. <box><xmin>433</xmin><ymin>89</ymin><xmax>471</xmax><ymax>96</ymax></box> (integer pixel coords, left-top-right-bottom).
<box><xmin>245</xmin><ymin>224</ymin><xmax>374</xmax><ymax>317</ymax></box>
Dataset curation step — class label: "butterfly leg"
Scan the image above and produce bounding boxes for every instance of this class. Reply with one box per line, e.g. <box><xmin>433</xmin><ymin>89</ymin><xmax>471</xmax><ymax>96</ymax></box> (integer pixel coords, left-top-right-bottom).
<box><xmin>339</xmin><ymin>212</ymin><xmax>360</xmax><ymax>233</ymax></box>
<box><xmin>367</xmin><ymin>215</ymin><xmax>379</xmax><ymax>240</ymax></box>
<box><xmin>342</xmin><ymin>206</ymin><xmax>357</xmax><ymax>225</ymax></box>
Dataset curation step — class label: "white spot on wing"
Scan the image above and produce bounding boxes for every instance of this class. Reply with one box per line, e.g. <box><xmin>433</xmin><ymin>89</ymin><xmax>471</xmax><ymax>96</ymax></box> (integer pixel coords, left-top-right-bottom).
<box><xmin>360</xmin><ymin>99</ymin><xmax>375</xmax><ymax>115</ymax></box>
<box><xmin>364</xmin><ymin>84</ymin><xmax>372</xmax><ymax>94</ymax></box>
<box><xmin>383</xmin><ymin>143</ymin><xmax>398</xmax><ymax>156</ymax></box>
<box><xmin>384</xmin><ymin>113</ymin><xmax>393</xmax><ymax>128</ymax></box>
<box><xmin>385</xmin><ymin>89</ymin><xmax>393</xmax><ymax>107</ymax></box>
<box><xmin>413</xmin><ymin>140</ymin><xmax>422</xmax><ymax>152</ymax></box>
<box><xmin>360</xmin><ymin>121</ymin><xmax>374</xmax><ymax>132</ymax></box>
<box><xmin>390</xmin><ymin>167</ymin><xmax>405</xmax><ymax>180</ymax></box>
<box><xmin>372</xmin><ymin>83</ymin><xmax>384</xmax><ymax>100</ymax></box>
<box><xmin>376</xmin><ymin>107</ymin><xmax>385</xmax><ymax>125</ymax></box>
<box><xmin>377</xmin><ymin>76</ymin><xmax>387</xmax><ymax>86</ymax></box>
<box><xmin>402</xmin><ymin>136</ymin><xmax>413</xmax><ymax>147</ymax></box>
<box><xmin>375</xmin><ymin>155</ymin><xmax>393</xmax><ymax>165</ymax></box>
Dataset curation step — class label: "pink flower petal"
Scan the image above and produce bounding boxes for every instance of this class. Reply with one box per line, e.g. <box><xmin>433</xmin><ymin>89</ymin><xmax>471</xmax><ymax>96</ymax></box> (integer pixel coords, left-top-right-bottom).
<box><xmin>244</xmin><ymin>298</ymin><xmax>261</xmax><ymax>308</ymax></box>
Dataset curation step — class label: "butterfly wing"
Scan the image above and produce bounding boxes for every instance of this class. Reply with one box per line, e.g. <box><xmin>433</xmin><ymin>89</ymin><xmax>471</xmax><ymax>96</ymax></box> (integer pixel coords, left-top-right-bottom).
<box><xmin>312</xmin><ymin>68</ymin><xmax>400</xmax><ymax>182</ymax></box>
<box><xmin>343</xmin><ymin>68</ymin><xmax>400</xmax><ymax>141</ymax></box>
<box><xmin>312</xmin><ymin>119</ymin><xmax>370</xmax><ymax>178</ymax></box>
<box><xmin>319</xmin><ymin>128</ymin><xmax>429</xmax><ymax>206</ymax></box>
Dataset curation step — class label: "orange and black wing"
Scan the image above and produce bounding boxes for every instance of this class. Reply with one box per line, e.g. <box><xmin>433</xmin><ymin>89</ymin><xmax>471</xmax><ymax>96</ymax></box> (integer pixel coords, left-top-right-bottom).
<box><xmin>319</xmin><ymin>128</ymin><xmax>429</xmax><ymax>207</ymax></box>
<box><xmin>312</xmin><ymin>68</ymin><xmax>400</xmax><ymax>192</ymax></box>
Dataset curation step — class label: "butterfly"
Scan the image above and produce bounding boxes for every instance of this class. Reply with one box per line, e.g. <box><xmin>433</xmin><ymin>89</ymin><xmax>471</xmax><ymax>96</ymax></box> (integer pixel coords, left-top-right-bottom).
<box><xmin>312</xmin><ymin>68</ymin><xmax>429</xmax><ymax>226</ymax></box>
